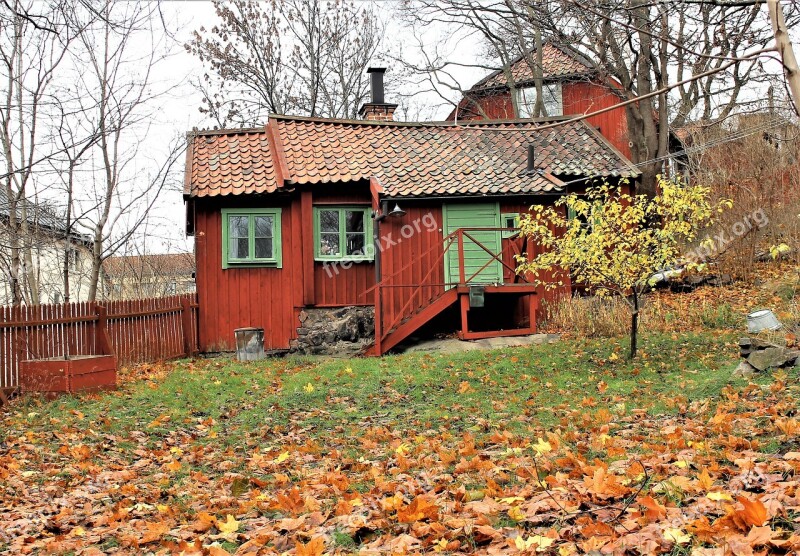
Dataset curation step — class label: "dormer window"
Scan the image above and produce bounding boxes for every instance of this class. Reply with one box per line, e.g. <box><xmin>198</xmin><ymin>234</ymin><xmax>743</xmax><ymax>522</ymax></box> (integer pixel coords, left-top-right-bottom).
<box><xmin>517</xmin><ymin>82</ymin><xmax>563</xmax><ymax>118</ymax></box>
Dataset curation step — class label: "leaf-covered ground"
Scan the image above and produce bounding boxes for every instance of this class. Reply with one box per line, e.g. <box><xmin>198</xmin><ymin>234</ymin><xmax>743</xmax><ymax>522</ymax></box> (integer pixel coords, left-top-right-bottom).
<box><xmin>1</xmin><ymin>331</ymin><xmax>799</xmax><ymax>555</ymax></box>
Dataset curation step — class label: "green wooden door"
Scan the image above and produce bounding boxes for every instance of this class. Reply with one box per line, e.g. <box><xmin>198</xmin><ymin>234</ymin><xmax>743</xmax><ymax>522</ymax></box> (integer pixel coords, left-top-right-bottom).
<box><xmin>443</xmin><ymin>203</ymin><xmax>503</xmax><ymax>285</ymax></box>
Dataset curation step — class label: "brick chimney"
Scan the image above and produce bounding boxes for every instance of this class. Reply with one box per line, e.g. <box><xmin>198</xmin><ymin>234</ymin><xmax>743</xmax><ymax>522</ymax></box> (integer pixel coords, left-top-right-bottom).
<box><xmin>359</xmin><ymin>68</ymin><xmax>398</xmax><ymax>122</ymax></box>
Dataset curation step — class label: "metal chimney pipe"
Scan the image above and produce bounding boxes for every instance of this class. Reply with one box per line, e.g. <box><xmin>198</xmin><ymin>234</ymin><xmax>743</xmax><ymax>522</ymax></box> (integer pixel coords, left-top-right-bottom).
<box><xmin>367</xmin><ymin>67</ymin><xmax>386</xmax><ymax>104</ymax></box>
<box><xmin>526</xmin><ymin>144</ymin><xmax>536</xmax><ymax>173</ymax></box>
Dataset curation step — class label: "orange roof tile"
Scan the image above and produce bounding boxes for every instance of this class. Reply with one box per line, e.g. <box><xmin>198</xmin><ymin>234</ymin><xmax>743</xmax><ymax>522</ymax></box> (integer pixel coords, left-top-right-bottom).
<box><xmin>470</xmin><ymin>44</ymin><xmax>591</xmax><ymax>91</ymax></box>
<box><xmin>185</xmin><ymin>115</ymin><xmax>638</xmax><ymax>199</ymax></box>
<box><xmin>184</xmin><ymin>129</ymin><xmax>279</xmax><ymax>198</ymax></box>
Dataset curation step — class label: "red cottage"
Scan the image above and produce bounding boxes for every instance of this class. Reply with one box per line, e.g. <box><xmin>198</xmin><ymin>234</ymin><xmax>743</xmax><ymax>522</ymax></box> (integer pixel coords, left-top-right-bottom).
<box><xmin>449</xmin><ymin>43</ymin><xmax>631</xmax><ymax>159</ymax></box>
<box><xmin>184</xmin><ymin>69</ymin><xmax>638</xmax><ymax>356</ymax></box>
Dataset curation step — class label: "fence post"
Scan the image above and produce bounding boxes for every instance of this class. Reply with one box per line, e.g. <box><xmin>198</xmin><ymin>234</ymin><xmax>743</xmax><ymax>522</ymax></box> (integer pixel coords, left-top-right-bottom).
<box><xmin>180</xmin><ymin>296</ymin><xmax>196</xmax><ymax>357</ymax></box>
<box><xmin>95</xmin><ymin>305</ymin><xmax>114</xmax><ymax>356</ymax></box>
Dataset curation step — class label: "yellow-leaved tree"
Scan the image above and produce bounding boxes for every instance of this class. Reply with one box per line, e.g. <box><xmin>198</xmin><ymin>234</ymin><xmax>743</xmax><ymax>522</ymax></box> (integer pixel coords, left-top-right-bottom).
<box><xmin>517</xmin><ymin>177</ymin><xmax>730</xmax><ymax>358</ymax></box>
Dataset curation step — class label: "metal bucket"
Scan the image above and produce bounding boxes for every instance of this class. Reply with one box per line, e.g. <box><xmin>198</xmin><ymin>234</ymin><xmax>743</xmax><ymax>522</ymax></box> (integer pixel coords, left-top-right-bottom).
<box><xmin>746</xmin><ymin>310</ymin><xmax>781</xmax><ymax>333</ymax></box>
<box><xmin>234</xmin><ymin>327</ymin><xmax>265</xmax><ymax>361</ymax></box>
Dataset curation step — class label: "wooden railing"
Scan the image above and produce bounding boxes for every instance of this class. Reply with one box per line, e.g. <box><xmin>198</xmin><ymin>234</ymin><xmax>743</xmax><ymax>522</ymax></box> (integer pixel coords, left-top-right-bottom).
<box><xmin>0</xmin><ymin>294</ymin><xmax>199</xmax><ymax>390</ymax></box>
<box><xmin>373</xmin><ymin>228</ymin><xmax>529</xmax><ymax>351</ymax></box>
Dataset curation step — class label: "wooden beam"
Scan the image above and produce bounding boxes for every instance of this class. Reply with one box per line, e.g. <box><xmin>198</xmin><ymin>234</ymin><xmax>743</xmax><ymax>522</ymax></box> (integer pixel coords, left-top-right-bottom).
<box><xmin>301</xmin><ymin>190</ymin><xmax>315</xmax><ymax>306</ymax></box>
<box><xmin>461</xmin><ymin>327</ymin><xmax>535</xmax><ymax>341</ymax></box>
<box><xmin>459</xmin><ymin>294</ymin><xmax>470</xmax><ymax>339</ymax></box>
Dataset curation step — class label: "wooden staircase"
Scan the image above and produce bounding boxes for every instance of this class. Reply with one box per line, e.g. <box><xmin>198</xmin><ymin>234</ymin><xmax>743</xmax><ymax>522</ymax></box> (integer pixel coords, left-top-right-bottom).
<box><xmin>366</xmin><ymin>228</ymin><xmax>539</xmax><ymax>356</ymax></box>
<box><xmin>369</xmin><ymin>288</ymin><xmax>458</xmax><ymax>355</ymax></box>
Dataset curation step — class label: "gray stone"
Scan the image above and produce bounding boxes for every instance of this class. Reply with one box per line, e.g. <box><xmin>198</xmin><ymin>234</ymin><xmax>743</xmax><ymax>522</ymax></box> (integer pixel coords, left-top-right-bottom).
<box><xmin>747</xmin><ymin>346</ymin><xmax>800</xmax><ymax>371</ymax></box>
<box><xmin>289</xmin><ymin>306</ymin><xmax>375</xmax><ymax>355</ymax></box>
<box><xmin>733</xmin><ymin>360</ymin><xmax>757</xmax><ymax>378</ymax></box>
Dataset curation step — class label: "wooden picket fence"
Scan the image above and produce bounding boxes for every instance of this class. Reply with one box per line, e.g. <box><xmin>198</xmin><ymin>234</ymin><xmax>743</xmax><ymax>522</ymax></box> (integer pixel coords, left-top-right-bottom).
<box><xmin>0</xmin><ymin>294</ymin><xmax>199</xmax><ymax>391</ymax></box>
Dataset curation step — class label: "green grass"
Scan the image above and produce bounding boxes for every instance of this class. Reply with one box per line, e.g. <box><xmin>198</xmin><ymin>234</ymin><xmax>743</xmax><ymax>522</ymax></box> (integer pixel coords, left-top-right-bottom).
<box><xmin>3</xmin><ymin>331</ymin><xmax>747</xmax><ymax>451</ymax></box>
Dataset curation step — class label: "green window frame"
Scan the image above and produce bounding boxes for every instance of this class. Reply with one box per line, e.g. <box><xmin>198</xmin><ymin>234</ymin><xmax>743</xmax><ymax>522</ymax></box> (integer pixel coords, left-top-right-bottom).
<box><xmin>501</xmin><ymin>212</ymin><xmax>520</xmax><ymax>238</ymax></box>
<box><xmin>313</xmin><ymin>206</ymin><xmax>374</xmax><ymax>262</ymax></box>
<box><xmin>222</xmin><ymin>208</ymin><xmax>282</xmax><ymax>269</ymax></box>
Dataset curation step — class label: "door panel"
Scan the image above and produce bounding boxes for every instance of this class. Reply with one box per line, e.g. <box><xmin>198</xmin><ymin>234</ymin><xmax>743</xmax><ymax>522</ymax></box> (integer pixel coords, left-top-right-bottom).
<box><xmin>443</xmin><ymin>203</ymin><xmax>502</xmax><ymax>285</ymax></box>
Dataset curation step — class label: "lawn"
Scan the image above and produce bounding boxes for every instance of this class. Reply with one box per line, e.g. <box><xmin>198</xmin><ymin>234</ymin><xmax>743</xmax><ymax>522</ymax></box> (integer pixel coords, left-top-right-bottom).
<box><xmin>1</xmin><ymin>331</ymin><xmax>799</xmax><ymax>554</ymax></box>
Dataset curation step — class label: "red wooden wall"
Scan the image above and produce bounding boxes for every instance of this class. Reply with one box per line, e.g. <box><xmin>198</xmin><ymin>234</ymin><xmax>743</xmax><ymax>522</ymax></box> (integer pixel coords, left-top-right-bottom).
<box><xmin>453</xmin><ymin>81</ymin><xmax>631</xmax><ymax>159</ymax></box>
<box><xmin>193</xmin><ymin>191</ymin><xmax>573</xmax><ymax>352</ymax></box>
<box><xmin>194</xmin><ymin>197</ymin><xmax>303</xmax><ymax>351</ymax></box>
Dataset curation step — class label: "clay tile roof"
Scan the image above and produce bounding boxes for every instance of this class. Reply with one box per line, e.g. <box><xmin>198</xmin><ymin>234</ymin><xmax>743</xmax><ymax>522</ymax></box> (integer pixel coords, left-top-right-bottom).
<box><xmin>272</xmin><ymin>116</ymin><xmax>637</xmax><ymax>198</ymax></box>
<box><xmin>184</xmin><ymin>128</ymin><xmax>280</xmax><ymax>198</ymax></box>
<box><xmin>470</xmin><ymin>43</ymin><xmax>592</xmax><ymax>92</ymax></box>
<box><xmin>185</xmin><ymin>115</ymin><xmax>638</xmax><ymax>199</ymax></box>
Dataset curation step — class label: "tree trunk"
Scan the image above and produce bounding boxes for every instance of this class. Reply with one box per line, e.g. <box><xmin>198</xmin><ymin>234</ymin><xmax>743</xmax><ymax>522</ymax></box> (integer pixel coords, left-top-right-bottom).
<box><xmin>767</xmin><ymin>0</ymin><xmax>800</xmax><ymax>115</ymax></box>
<box><xmin>630</xmin><ymin>290</ymin><xmax>639</xmax><ymax>359</ymax></box>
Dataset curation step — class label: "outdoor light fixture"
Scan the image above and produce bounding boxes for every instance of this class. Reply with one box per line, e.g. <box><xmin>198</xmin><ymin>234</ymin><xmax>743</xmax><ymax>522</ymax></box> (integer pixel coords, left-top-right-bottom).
<box><xmin>387</xmin><ymin>203</ymin><xmax>406</xmax><ymax>218</ymax></box>
<box><xmin>374</xmin><ymin>201</ymin><xmax>406</xmax><ymax>222</ymax></box>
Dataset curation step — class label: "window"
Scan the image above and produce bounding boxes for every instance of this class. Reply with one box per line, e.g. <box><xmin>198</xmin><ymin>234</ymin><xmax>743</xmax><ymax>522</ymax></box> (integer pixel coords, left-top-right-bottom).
<box><xmin>165</xmin><ymin>280</ymin><xmax>177</xmax><ymax>295</ymax></box>
<box><xmin>68</xmin><ymin>247</ymin><xmax>79</xmax><ymax>270</ymax></box>
<box><xmin>517</xmin><ymin>82</ymin><xmax>563</xmax><ymax>118</ymax></box>
<box><xmin>222</xmin><ymin>208</ymin><xmax>282</xmax><ymax>268</ymax></box>
<box><xmin>501</xmin><ymin>213</ymin><xmax>520</xmax><ymax>238</ymax></box>
<box><xmin>314</xmin><ymin>206</ymin><xmax>373</xmax><ymax>261</ymax></box>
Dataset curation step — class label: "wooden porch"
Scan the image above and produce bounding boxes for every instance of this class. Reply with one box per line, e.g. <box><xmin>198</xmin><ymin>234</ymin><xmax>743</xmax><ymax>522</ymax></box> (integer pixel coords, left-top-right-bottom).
<box><xmin>368</xmin><ymin>228</ymin><xmax>539</xmax><ymax>355</ymax></box>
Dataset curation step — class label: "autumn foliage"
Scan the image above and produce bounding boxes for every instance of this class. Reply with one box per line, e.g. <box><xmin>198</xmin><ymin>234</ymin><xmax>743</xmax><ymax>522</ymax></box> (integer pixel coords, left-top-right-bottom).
<box><xmin>2</xmin><ymin>331</ymin><xmax>800</xmax><ymax>555</ymax></box>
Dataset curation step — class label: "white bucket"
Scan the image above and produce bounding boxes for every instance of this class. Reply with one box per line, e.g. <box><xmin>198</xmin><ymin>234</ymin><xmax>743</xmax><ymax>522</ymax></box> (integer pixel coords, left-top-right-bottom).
<box><xmin>746</xmin><ymin>310</ymin><xmax>781</xmax><ymax>333</ymax></box>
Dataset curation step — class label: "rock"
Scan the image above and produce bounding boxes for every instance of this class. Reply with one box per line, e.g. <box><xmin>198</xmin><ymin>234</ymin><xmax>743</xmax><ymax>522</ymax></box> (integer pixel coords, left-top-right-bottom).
<box><xmin>746</xmin><ymin>346</ymin><xmax>800</xmax><ymax>372</ymax></box>
<box><xmin>733</xmin><ymin>360</ymin><xmax>757</xmax><ymax>378</ymax></box>
<box><xmin>290</xmin><ymin>306</ymin><xmax>375</xmax><ymax>355</ymax></box>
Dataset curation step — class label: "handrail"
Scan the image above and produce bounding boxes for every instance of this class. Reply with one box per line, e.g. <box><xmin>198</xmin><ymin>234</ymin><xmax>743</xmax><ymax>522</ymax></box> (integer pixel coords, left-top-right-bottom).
<box><xmin>382</xmin><ymin>235</ymin><xmax>455</xmax><ymax>334</ymax></box>
<box><xmin>373</xmin><ymin>226</ymin><xmax>530</xmax><ymax>347</ymax></box>
<box><xmin>461</xmin><ymin>230</ymin><xmax>530</xmax><ymax>284</ymax></box>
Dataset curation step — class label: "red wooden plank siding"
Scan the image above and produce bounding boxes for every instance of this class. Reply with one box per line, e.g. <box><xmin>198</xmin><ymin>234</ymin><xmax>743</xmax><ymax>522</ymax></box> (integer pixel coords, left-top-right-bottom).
<box><xmin>563</xmin><ymin>81</ymin><xmax>630</xmax><ymax>158</ymax></box>
<box><xmin>194</xmin><ymin>199</ymin><xmax>302</xmax><ymax>352</ymax></box>
<box><xmin>455</xmin><ymin>81</ymin><xmax>631</xmax><ymax>159</ymax></box>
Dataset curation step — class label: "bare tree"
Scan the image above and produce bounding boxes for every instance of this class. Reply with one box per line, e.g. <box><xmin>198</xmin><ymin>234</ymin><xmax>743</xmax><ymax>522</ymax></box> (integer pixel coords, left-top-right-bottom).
<box><xmin>399</xmin><ymin>0</ymin><xmax>797</xmax><ymax>196</ymax></box>
<box><xmin>64</xmin><ymin>0</ymin><xmax>185</xmax><ymax>301</ymax></box>
<box><xmin>187</xmin><ymin>0</ymin><xmax>384</xmax><ymax>126</ymax></box>
<box><xmin>0</xmin><ymin>0</ymin><xmax>78</xmax><ymax>305</ymax></box>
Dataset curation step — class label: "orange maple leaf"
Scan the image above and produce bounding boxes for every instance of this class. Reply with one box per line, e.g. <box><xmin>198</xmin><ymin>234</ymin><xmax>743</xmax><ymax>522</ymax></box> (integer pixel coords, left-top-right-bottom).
<box><xmin>638</xmin><ymin>495</ymin><xmax>667</xmax><ymax>522</ymax></box>
<box><xmin>736</xmin><ymin>496</ymin><xmax>768</xmax><ymax>528</ymax></box>
<box><xmin>397</xmin><ymin>495</ymin><xmax>439</xmax><ymax>523</ymax></box>
<box><xmin>140</xmin><ymin>521</ymin><xmax>169</xmax><ymax>544</ymax></box>
<box><xmin>295</xmin><ymin>536</ymin><xmax>325</xmax><ymax>556</ymax></box>
<box><xmin>697</xmin><ymin>468</ymin><xmax>714</xmax><ymax>491</ymax></box>
<box><xmin>273</xmin><ymin>487</ymin><xmax>305</xmax><ymax>515</ymax></box>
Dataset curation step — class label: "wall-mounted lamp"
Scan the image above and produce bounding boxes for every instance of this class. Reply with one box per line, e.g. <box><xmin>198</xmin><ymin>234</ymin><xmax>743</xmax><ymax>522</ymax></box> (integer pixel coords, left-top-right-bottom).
<box><xmin>386</xmin><ymin>203</ymin><xmax>406</xmax><ymax>218</ymax></box>
<box><xmin>373</xmin><ymin>201</ymin><xmax>406</xmax><ymax>222</ymax></box>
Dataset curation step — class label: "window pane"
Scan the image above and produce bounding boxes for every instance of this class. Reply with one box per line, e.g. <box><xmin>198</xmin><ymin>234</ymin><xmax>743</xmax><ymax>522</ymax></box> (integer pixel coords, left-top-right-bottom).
<box><xmin>346</xmin><ymin>233</ymin><xmax>365</xmax><ymax>256</ymax></box>
<box><xmin>229</xmin><ymin>215</ymin><xmax>249</xmax><ymax>238</ymax></box>
<box><xmin>345</xmin><ymin>210</ymin><xmax>364</xmax><ymax>233</ymax></box>
<box><xmin>255</xmin><ymin>237</ymin><xmax>273</xmax><ymax>259</ymax></box>
<box><xmin>254</xmin><ymin>215</ymin><xmax>273</xmax><ymax>238</ymax></box>
<box><xmin>320</xmin><ymin>232</ymin><xmax>340</xmax><ymax>256</ymax></box>
<box><xmin>320</xmin><ymin>210</ymin><xmax>339</xmax><ymax>233</ymax></box>
<box><xmin>230</xmin><ymin>236</ymin><xmax>249</xmax><ymax>259</ymax></box>
<box><xmin>543</xmin><ymin>83</ymin><xmax>562</xmax><ymax>116</ymax></box>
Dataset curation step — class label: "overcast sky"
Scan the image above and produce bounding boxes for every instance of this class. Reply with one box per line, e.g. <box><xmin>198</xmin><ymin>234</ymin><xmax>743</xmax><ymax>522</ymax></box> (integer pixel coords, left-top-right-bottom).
<box><xmin>136</xmin><ymin>1</ymin><xmax>486</xmax><ymax>255</ymax></box>
<box><xmin>129</xmin><ymin>1</ymin><xmax>796</xmax><ymax>255</ymax></box>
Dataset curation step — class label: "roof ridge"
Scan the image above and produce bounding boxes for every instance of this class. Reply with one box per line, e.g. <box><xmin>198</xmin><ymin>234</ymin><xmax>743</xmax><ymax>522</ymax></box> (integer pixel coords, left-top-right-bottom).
<box><xmin>189</xmin><ymin>126</ymin><xmax>268</xmax><ymax>137</ymax></box>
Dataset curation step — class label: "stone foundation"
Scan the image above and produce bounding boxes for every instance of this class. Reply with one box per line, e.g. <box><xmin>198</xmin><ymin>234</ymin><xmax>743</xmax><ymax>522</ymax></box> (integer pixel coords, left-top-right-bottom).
<box><xmin>290</xmin><ymin>306</ymin><xmax>375</xmax><ymax>355</ymax></box>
